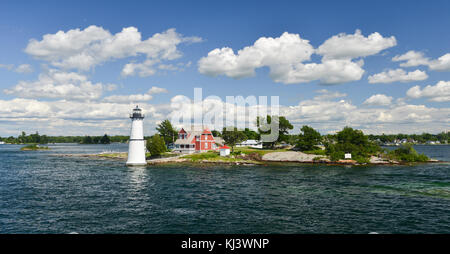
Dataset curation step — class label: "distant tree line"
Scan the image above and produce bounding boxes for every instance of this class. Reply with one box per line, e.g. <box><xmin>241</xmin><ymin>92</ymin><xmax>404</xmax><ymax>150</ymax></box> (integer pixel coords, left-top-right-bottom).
<box><xmin>367</xmin><ymin>132</ymin><xmax>449</xmax><ymax>144</ymax></box>
<box><xmin>0</xmin><ymin>132</ymin><xmax>129</xmax><ymax>144</ymax></box>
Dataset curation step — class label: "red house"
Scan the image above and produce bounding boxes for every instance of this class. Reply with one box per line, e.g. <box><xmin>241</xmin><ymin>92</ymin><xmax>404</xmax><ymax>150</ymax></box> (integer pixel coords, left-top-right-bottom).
<box><xmin>173</xmin><ymin>127</ymin><xmax>223</xmax><ymax>153</ymax></box>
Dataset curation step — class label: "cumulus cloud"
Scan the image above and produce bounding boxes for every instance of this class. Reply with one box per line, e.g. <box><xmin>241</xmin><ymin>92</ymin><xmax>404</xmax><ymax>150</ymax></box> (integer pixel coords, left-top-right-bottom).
<box><xmin>198</xmin><ymin>30</ymin><xmax>396</xmax><ymax>84</ymax></box>
<box><xmin>392</xmin><ymin>51</ymin><xmax>430</xmax><ymax>67</ymax></box>
<box><xmin>198</xmin><ymin>32</ymin><xmax>315</xmax><ymax>79</ymax></box>
<box><xmin>368</xmin><ymin>68</ymin><xmax>428</xmax><ymax>83</ymax></box>
<box><xmin>406</xmin><ymin>81</ymin><xmax>450</xmax><ymax>102</ymax></box>
<box><xmin>271</xmin><ymin>58</ymin><xmax>365</xmax><ymax>84</ymax></box>
<box><xmin>363</xmin><ymin>94</ymin><xmax>393</xmax><ymax>106</ymax></box>
<box><xmin>25</xmin><ymin>26</ymin><xmax>202</xmax><ymax>75</ymax></box>
<box><xmin>316</xmin><ymin>29</ymin><xmax>396</xmax><ymax>60</ymax></box>
<box><xmin>1</xmin><ymin>92</ymin><xmax>448</xmax><ymax>135</ymax></box>
<box><xmin>3</xmin><ymin>69</ymin><xmax>112</xmax><ymax>101</ymax></box>
<box><xmin>0</xmin><ymin>98</ymin><xmax>163</xmax><ymax>136</ymax></box>
<box><xmin>393</xmin><ymin>50</ymin><xmax>450</xmax><ymax>71</ymax></box>
<box><xmin>428</xmin><ymin>53</ymin><xmax>450</xmax><ymax>71</ymax></box>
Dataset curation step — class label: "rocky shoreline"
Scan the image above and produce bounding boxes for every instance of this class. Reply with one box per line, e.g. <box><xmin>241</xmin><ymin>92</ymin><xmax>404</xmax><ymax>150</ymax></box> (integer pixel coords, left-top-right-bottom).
<box><xmin>53</xmin><ymin>151</ymin><xmax>444</xmax><ymax>166</ymax></box>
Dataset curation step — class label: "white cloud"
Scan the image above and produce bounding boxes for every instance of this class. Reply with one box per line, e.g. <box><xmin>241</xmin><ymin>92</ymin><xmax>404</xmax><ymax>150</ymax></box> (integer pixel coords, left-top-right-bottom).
<box><xmin>14</xmin><ymin>64</ymin><xmax>34</xmax><ymax>73</ymax></box>
<box><xmin>316</xmin><ymin>29</ymin><xmax>397</xmax><ymax>60</ymax></box>
<box><xmin>101</xmin><ymin>86</ymin><xmax>168</xmax><ymax>104</ymax></box>
<box><xmin>0</xmin><ymin>92</ymin><xmax>448</xmax><ymax>136</ymax></box>
<box><xmin>198</xmin><ymin>32</ymin><xmax>315</xmax><ymax>79</ymax></box>
<box><xmin>393</xmin><ymin>51</ymin><xmax>450</xmax><ymax>71</ymax></box>
<box><xmin>406</xmin><ymin>81</ymin><xmax>450</xmax><ymax>102</ymax></box>
<box><xmin>103</xmin><ymin>94</ymin><xmax>153</xmax><ymax>104</ymax></box>
<box><xmin>392</xmin><ymin>51</ymin><xmax>430</xmax><ymax>67</ymax></box>
<box><xmin>271</xmin><ymin>58</ymin><xmax>365</xmax><ymax>84</ymax></box>
<box><xmin>428</xmin><ymin>53</ymin><xmax>450</xmax><ymax>71</ymax></box>
<box><xmin>198</xmin><ymin>30</ymin><xmax>396</xmax><ymax>84</ymax></box>
<box><xmin>368</xmin><ymin>68</ymin><xmax>428</xmax><ymax>83</ymax></box>
<box><xmin>363</xmin><ymin>94</ymin><xmax>393</xmax><ymax>106</ymax></box>
<box><xmin>3</xmin><ymin>69</ymin><xmax>111</xmax><ymax>101</ymax></box>
<box><xmin>148</xmin><ymin>86</ymin><xmax>168</xmax><ymax>94</ymax></box>
<box><xmin>25</xmin><ymin>26</ymin><xmax>202</xmax><ymax>75</ymax></box>
<box><xmin>313</xmin><ymin>89</ymin><xmax>347</xmax><ymax>100</ymax></box>
<box><xmin>0</xmin><ymin>64</ymin><xmax>34</xmax><ymax>73</ymax></box>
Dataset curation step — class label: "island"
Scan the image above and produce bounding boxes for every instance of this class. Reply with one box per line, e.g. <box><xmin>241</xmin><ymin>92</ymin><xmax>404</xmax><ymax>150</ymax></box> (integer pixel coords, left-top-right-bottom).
<box><xmin>20</xmin><ymin>144</ymin><xmax>50</xmax><ymax>151</ymax></box>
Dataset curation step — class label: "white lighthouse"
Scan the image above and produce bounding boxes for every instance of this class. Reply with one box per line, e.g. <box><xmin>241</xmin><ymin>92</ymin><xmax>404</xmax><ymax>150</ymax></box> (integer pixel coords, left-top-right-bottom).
<box><xmin>126</xmin><ymin>106</ymin><xmax>147</xmax><ymax>166</ymax></box>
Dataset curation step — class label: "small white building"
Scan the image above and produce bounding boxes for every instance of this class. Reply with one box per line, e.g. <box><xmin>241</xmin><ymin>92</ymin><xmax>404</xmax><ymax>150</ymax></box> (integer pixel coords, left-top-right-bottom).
<box><xmin>235</xmin><ymin>139</ymin><xmax>263</xmax><ymax>149</ymax></box>
<box><xmin>219</xmin><ymin>145</ymin><xmax>231</xmax><ymax>156</ymax></box>
<box><xmin>344</xmin><ymin>153</ymin><xmax>352</xmax><ymax>159</ymax></box>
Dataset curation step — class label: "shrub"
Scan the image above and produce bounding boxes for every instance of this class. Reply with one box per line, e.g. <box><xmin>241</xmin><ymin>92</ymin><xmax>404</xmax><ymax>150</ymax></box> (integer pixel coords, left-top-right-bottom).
<box><xmin>388</xmin><ymin>144</ymin><xmax>429</xmax><ymax>162</ymax></box>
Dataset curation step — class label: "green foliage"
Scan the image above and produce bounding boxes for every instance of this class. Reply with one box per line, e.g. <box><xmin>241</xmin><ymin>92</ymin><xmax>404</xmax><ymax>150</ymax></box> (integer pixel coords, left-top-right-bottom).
<box><xmin>146</xmin><ymin>134</ymin><xmax>167</xmax><ymax>157</ymax></box>
<box><xmin>368</xmin><ymin>131</ymin><xmax>449</xmax><ymax>144</ymax></box>
<box><xmin>183</xmin><ymin>151</ymin><xmax>219</xmax><ymax>161</ymax></box>
<box><xmin>156</xmin><ymin>119</ymin><xmax>178</xmax><ymax>145</ymax></box>
<box><xmin>100</xmin><ymin>134</ymin><xmax>111</xmax><ymax>144</ymax></box>
<box><xmin>1</xmin><ymin>131</ymin><xmax>130</xmax><ymax>144</ymax></box>
<box><xmin>82</xmin><ymin>136</ymin><xmax>94</xmax><ymax>144</ymax></box>
<box><xmin>387</xmin><ymin>144</ymin><xmax>429</xmax><ymax>162</ymax></box>
<box><xmin>257</xmin><ymin>115</ymin><xmax>293</xmax><ymax>147</ymax></box>
<box><xmin>211</xmin><ymin>130</ymin><xmax>221</xmax><ymax>137</ymax></box>
<box><xmin>302</xmin><ymin>149</ymin><xmax>326</xmax><ymax>155</ymax></box>
<box><xmin>325</xmin><ymin>126</ymin><xmax>381</xmax><ymax>162</ymax></box>
<box><xmin>243</xmin><ymin>128</ymin><xmax>260</xmax><ymax>140</ymax></box>
<box><xmin>20</xmin><ymin>144</ymin><xmax>49</xmax><ymax>151</ymax></box>
<box><xmin>222</xmin><ymin>127</ymin><xmax>247</xmax><ymax>152</ymax></box>
<box><xmin>296</xmin><ymin>125</ymin><xmax>322</xmax><ymax>151</ymax></box>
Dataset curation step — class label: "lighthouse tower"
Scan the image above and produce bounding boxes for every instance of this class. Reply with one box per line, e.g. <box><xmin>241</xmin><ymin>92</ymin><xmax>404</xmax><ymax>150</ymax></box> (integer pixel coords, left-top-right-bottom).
<box><xmin>126</xmin><ymin>106</ymin><xmax>147</xmax><ymax>166</ymax></box>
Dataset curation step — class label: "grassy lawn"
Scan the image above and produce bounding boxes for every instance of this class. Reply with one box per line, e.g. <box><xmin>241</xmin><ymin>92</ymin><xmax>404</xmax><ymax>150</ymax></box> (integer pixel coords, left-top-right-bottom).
<box><xmin>182</xmin><ymin>150</ymin><xmax>260</xmax><ymax>163</ymax></box>
<box><xmin>233</xmin><ymin>147</ymin><xmax>290</xmax><ymax>156</ymax></box>
<box><xmin>302</xmin><ymin>149</ymin><xmax>327</xmax><ymax>155</ymax></box>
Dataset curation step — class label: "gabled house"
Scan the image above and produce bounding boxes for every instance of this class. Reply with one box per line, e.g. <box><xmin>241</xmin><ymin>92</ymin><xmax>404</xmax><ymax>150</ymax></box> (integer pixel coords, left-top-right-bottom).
<box><xmin>174</xmin><ymin>127</ymin><xmax>223</xmax><ymax>153</ymax></box>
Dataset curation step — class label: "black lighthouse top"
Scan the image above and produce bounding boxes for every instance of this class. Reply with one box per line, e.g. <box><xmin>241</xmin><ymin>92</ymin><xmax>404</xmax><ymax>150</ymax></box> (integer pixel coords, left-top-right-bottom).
<box><xmin>130</xmin><ymin>105</ymin><xmax>144</xmax><ymax>119</ymax></box>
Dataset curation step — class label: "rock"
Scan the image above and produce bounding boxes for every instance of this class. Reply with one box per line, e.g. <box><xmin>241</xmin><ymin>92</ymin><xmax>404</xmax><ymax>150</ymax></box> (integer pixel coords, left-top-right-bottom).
<box><xmin>262</xmin><ymin>151</ymin><xmax>320</xmax><ymax>162</ymax></box>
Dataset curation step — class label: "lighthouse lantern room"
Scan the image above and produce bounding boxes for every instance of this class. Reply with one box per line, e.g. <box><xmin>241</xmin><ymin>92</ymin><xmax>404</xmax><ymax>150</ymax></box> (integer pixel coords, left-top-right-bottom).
<box><xmin>126</xmin><ymin>106</ymin><xmax>147</xmax><ymax>166</ymax></box>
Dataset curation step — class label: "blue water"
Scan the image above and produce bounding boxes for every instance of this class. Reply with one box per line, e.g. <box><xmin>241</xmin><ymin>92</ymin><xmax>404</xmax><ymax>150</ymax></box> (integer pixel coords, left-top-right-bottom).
<box><xmin>0</xmin><ymin>144</ymin><xmax>449</xmax><ymax>233</ymax></box>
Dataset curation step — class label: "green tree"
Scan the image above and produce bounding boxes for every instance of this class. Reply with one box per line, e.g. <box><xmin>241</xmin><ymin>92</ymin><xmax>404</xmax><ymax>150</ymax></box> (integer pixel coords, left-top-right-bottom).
<box><xmin>82</xmin><ymin>136</ymin><xmax>93</xmax><ymax>144</ymax></box>
<box><xmin>100</xmin><ymin>134</ymin><xmax>111</xmax><ymax>144</ymax></box>
<box><xmin>211</xmin><ymin>130</ymin><xmax>221</xmax><ymax>137</ymax></box>
<box><xmin>146</xmin><ymin>134</ymin><xmax>167</xmax><ymax>157</ymax></box>
<box><xmin>296</xmin><ymin>125</ymin><xmax>322</xmax><ymax>151</ymax></box>
<box><xmin>257</xmin><ymin>115</ymin><xmax>293</xmax><ymax>148</ymax></box>
<box><xmin>156</xmin><ymin>119</ymin><xmax>178</xmax><ymax>145</ymax></box>
<box><xmin>325</xmin><ymin>126</ymin><xmax>381</xmax><ymax>162</ymax></box>
<box><xmin>388</xmin><ymin>144</ymin><xmax>429</xmax><ymax>162</ymax></box>
<box><xmin>92</xmin><ymin>136</ymin><xmax>101</xmax><ymax>144</ymax></box>
<box><xmin>243</xmin><ymin>128</ymin><xmax>260</xmax><ymax>140</ymax></box>
<box><xmin>222</xmin><ymin>127</ymin><xmax>247</xmax><ymax>153</ymax></box>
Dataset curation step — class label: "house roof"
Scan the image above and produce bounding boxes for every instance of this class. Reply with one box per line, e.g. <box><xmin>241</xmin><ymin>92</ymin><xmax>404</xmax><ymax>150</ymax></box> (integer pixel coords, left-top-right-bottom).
<box><xmin>175</xmin><ymin>126</ymin><xmax>220</xmax><ymax>146</ymax></box>
<box><xmin>220</xmin><ymin>145</ymin><xmax>230</xmax><ymax>149</ymax></box>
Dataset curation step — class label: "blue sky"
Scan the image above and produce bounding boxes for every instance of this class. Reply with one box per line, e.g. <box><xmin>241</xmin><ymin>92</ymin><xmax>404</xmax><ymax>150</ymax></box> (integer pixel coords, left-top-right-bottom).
<box><xmin>0</xmin><ymin>0</ymin><xmax>449</xmax><ymax>136</ymax></box>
